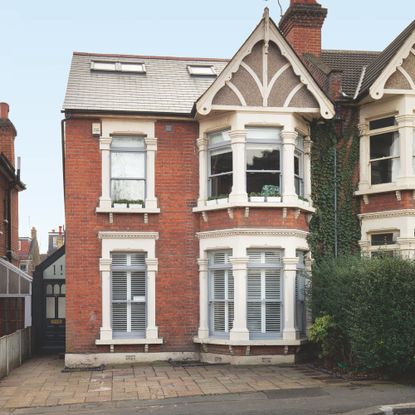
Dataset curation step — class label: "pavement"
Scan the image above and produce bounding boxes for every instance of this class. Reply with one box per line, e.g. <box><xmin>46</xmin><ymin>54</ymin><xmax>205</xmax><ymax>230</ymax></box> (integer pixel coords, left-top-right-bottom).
<box><xmin>0</xmin><ymin>356</ymin><xmax>414</xmax><ymax>415</ymax></box>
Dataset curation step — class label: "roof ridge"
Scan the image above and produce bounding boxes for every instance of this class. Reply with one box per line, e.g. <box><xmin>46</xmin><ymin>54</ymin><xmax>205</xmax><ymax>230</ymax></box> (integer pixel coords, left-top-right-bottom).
<box><xmin>73</xmin><ymin>51</ymin><xmax>230</xmax><ymax>62</ymax></box>
<box><xmin>322</xmin><ymin>49</ymin><xmax>380</xmax><ymax>54</ymax></box>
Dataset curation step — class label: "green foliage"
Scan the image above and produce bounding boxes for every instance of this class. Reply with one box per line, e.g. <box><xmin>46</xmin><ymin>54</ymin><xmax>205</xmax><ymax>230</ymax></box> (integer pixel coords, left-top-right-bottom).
<box><xmin>260</xmin><ymin>185</ymin><xmax>280</xmax><ymax>197</ymax></box>
<box><xmin>207</xmin><ymin>194</ymin><xmax>229</xmax><ymax>201</ymax></box>
<box><xmin>308</xmin><ymin>118</ymin><xmax>360</xmax><ymax>262</ymax></box>
<box><xmin>311</xmin><ymin>255</ymin><xmax>415</xmax><ymax>375</ymax></box>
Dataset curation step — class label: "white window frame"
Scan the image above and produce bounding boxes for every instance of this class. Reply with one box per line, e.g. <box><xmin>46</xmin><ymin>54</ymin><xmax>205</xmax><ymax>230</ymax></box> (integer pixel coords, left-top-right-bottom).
<box><xmin>110</xmin><ymin>137</ymin><xmax>146</xmax><ymax>204</ymax></box>
<box><xmin>368</xmin><ymin>117</ymin><xmax>400</xmax><ymax>185</ymax></box>
<box><xmin>294</xmin><ymin>136</ymin><xmax>304</xmax><ymax>198</ymax></box>
<box><xmin>295</xmin><ymin>250</ymin><xmax>307</xmax><ymax>336</ymax></box>
<box><xmin>208</xmin><ymin>130</ymin><xmax>233</xmax><ymax>198</ymax></box>
<box><xmin>96</xmin><ymin>231</ymin><xmax>162</xmax><ymax>345</ymax></box>
<box><xmin>368</xmin><ymin>231</ymin><xmax>399</xmax><ymax>257</ymax></box>
<box><xmin>208</xmin><ymin>250</ymin><xmax>233</xmax><ymax>337</ymax></box>
<box><xmin>247</xmin><ymin>249</ymin><xmax>283</xmax><ymax>340</ymax></box>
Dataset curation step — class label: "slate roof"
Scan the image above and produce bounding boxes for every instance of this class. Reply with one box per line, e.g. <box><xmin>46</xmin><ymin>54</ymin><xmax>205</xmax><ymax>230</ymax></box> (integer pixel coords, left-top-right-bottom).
<box><xmin>320</xmin><ymin>50</ymin><xmax>380</xmax><ymax>98</ymax></box>
<box><xmin>63</xmin><ymin>52</ymin><xmax>228</xmax><ymax>115</ymax></box>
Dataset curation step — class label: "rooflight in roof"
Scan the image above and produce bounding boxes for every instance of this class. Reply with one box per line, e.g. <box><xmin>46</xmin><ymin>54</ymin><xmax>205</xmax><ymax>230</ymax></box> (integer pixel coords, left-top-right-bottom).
<box><xmin>187</xmin><ymin>65</ymin><xmax>216</xmax><ymax>76</ymax></box>
<box><xmin>91</xmin><ymin>61</ymin><xmax>146</xmax><ymax>74</ymax></box>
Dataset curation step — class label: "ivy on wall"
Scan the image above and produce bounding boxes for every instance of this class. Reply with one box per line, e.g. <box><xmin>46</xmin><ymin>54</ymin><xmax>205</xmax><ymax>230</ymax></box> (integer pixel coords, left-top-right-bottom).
<box><xmin>308</xmin><ymin>111</ymin><xmax>361</xmax><ymax>263</ymax></box>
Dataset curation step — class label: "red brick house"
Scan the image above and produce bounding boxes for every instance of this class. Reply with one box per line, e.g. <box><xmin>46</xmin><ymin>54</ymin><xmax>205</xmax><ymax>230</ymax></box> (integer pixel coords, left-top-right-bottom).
<box><xmin>62</xmin><ymin>1</ymin><xmax>415</xmax><ymax>366</ymax></box>
<box><xmin>0</xmin><ymin>103</ymin><xmax>31</xmax><ymax>337</ymax></box>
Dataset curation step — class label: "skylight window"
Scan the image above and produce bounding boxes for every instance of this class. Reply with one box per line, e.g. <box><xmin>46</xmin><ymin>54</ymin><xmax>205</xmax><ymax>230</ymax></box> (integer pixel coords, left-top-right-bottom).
<box><xmin>187</xmin><ymin>65</ymin><xmax>216</xmax><ymax>76</ymax></box>
<box><xmin>91</xmin><ymin>61</ymin><xmax>146</xmax><ymax>74</ymax></box>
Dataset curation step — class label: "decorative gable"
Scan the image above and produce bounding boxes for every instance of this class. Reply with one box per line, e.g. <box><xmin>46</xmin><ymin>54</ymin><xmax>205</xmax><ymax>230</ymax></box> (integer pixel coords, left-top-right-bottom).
<box><xmin>369</xmin><ymin>29</ymin><xmax>415</xmax><ymax>99</ymax></box>
<box><xmin>197</xmin><ymin>9</ymin><xmax>334</xmax><ymax>119</ymax></box>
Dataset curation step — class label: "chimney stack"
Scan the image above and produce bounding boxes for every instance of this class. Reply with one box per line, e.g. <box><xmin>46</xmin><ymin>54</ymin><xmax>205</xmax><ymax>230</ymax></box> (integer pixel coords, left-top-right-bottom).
<box><xmin>279</xmin><ymin>0</ymin><xmax>327</xmax><ymax>57</ymax></box>
<box><xmin>31</xmin><ymin>227</ymin><xmax>37</xmax><ymax>241</ymax></box>
<box><xmin>0</xmin><ymin>103</ymin><xmax>9</xmax><ymax>119</ymax></box>
<box><xmin>0</xmin><ymin>102</ymin><xmax>16</xmax><ymax>166</ymax></box>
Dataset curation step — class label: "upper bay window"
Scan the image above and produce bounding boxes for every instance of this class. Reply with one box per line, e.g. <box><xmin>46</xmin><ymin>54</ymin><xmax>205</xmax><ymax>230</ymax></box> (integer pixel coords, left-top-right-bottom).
<box><xmin>208</xmin><ymin>250</ymin><xmax>234</xmax><ymax>337</ymax></box>
<box><xmin>369</xmin><ymin>117</ymin><xmax>399</xmax><ymax>185</ymax></box>
<box><xmin>246</xmin><ymin>128</ymin><xmax>281</xmax><ymax>196</ymax></box>
<box><xmin>111</xmin><ymin>137</ymin><xmax>146</xmax><ymax>203</ymax></box>
<box><xmin>208</xmin><ymin>130</ymin><xmax>233</xmax><ymax>198</ymax></box>
<box><xmin>247</xmin><ymin>249</ymin><xmax>282</xmax><ymax>339</ymax></box>
<box><xmin>111</xmin><ymin>252</ymin><xmax>146</xmax><ymax>338</ymax></box>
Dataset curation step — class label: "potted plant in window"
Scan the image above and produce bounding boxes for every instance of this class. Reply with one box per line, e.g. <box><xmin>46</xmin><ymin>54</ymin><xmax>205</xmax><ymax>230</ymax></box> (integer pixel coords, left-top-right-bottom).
<box><xmin>113</xmin><ymin>199</ymin><xmax>129</xmax><ymax>208</ymax></box>
<box><xmin>128</xmin><ymin>200</ymin><xmax>144</xmax><ymax>209</ymax></box>
<box><xmin>262</xmin><ymin>185</ymin><xmax>281</xmax><ymax>202</ymax></box>
<box><xmin>249</xmin><ymin>192</ymin><xmax>265</xmax><ymax>202</ymax></box>
<box><xmin>298</xmin><ymin>195</ymin><xmax>309</xmax><ymax>206</ymax></box>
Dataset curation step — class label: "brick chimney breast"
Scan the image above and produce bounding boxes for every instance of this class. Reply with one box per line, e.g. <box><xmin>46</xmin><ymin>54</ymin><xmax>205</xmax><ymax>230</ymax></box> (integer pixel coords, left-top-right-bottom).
<box><xmin>279</xmin><ymin>1</ymin><xmax>327</xmax><ymax>57</ymax></box>
<box><xmin>0</xmin><ymin>102</ymin><xmax>16</xmax><ymax>166</ymax></box>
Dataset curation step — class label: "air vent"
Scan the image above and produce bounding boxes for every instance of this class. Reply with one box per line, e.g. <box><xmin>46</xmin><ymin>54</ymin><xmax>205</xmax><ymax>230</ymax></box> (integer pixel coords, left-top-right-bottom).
<box><xmin>187</xmin><ymin>65</ymin><xmax>216</xmax><ymax>76</ymax></box>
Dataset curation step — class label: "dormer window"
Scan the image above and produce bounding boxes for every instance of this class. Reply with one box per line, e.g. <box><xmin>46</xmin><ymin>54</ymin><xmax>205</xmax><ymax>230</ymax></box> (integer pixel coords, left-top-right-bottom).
<box><xmin>188</xmin><ymin>65</ymin><xmax>216</xmax><ymax>76</ymax></box>
<box><xmin>91</xmin><ymin>61</ymin><xmax>146</xmax><ymax>74</ymax></box>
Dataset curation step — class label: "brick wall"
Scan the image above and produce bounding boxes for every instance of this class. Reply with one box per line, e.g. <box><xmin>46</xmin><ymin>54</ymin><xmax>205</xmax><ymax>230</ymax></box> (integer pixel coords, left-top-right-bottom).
<box><xmin>0</xmin><ymin>298</ymin><xmax>24</xmax><ymax>337</ymax></box>
<box><xmin>360</xmin><ymin>190</ymin><xmax>415</xmax><ymax>214</ymax></box>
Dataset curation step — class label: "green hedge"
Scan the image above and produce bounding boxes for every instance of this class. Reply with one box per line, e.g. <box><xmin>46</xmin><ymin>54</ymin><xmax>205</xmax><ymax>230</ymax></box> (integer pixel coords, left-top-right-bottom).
<box><xmin>310</xmin><ymin>255</ymin><xmax>415</xmax><ymax>375</ymax></box>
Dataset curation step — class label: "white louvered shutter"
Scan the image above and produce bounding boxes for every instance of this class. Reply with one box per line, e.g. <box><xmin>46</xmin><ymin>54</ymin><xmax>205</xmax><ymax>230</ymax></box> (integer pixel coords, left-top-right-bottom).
<box><xmin>209</xmin><ymin>250</ymin><xmax>233</xmax><ymax>335</ymax></box>
<box><xmin>111</xmin><ymin>252</ymin><xmax>146</xmax><ymax>337</ymax></box>
<box><xmin>247</xmin><ymin>249</ymin><xmax>282</xmax><ymax>337</ymax></box>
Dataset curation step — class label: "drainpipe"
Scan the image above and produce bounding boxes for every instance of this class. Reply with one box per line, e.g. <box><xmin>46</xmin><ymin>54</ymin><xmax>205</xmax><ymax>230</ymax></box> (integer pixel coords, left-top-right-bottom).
<box><xmin>61</xmin><ymin>114</ymin><xmax>71</xmax><ymax>199</ymax></box>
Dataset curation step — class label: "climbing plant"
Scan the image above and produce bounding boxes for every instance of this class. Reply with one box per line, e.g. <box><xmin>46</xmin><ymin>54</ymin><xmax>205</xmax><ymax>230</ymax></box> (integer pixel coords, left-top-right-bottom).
<box><xmin>308</xmin><ymin>111</ymin><xmax>361</xmax><ymax>263</ymax></box>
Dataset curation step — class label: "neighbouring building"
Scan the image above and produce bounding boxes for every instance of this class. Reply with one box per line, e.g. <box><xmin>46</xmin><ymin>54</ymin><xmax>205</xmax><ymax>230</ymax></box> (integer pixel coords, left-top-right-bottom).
<box><xmin>18</xmin><ymin>227</ymin><xmax>41</xmax><ymax>275</ymax></box>
<box><xmin>62</xmin><ymin>1</ymin><xmax>415</xmax><ymax>367</ymax></box>
<box><xmin>0</xmin><ymin>102</ymin><xmax>31</xmax><ymax>337</ymax></box>
<box><xmin>47</xmin><ymin>226</ymin><xmax>65</xmax><ymax>256</ymax></box>
<box><xmin>32</xmin><ymin>245</ymin><xmax>66</xmax><ymax>354</ymax></box>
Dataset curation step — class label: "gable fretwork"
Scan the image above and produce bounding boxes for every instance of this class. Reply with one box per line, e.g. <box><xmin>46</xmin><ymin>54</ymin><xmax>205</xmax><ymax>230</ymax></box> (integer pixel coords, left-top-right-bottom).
<box><xmin>196</xmin><ymin>9</ymin><xmax>334</xmax><ymax>119</ymax></box>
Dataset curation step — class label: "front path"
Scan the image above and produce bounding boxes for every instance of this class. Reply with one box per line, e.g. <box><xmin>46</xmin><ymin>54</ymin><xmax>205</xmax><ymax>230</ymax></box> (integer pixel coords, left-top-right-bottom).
<box><xmin>0</xmin><ymin>356</ymin><xmax>335</xmax><ymax>411</ymax></box>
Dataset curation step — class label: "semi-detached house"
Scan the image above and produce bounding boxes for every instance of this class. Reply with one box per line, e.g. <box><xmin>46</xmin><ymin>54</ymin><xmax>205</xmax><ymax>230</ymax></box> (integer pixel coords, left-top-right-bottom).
<box><xmin>62</xmin><ymin>0</ymin><xmax>415</xmax><ymax>367</ymax></box>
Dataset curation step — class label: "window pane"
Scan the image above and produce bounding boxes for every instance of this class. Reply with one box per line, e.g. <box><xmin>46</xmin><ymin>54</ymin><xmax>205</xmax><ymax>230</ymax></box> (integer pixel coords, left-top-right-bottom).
<box><xmin>371</xmin><ymin>233</ymin><xmax>395</xmax><ymax>246</ymax></box>
<box><xmin>247</xmin><ymin>302</ymin><xmax>262</xmax><ymax>332</ymax></box>
<box><xmin>247</xmin><ymin>172</ymin><xmax>280</xmax><ymax>194</ymax></box>
<box><xmin>295</xmin><ymin>177</ymin><xmax>304</xmax><ymax>196</ymax></box>
<box><xmin>371</xmin><ymin>159</ymin><xmax>392</xmax><ymax>184</ymax></box>
<box><xmin>111</xmin><ymin>179</ymin><xmax>145</xmax><ymax>201</ymax></box>
<box><xmin>209</xmin><ymin>174</ymin><xmax>232</xmax><ymax>197</ymax></box>
<box><xmin>265</xmin><ymin>303</ymin><xmax>280</xmax><ymax>333</ymax></box>
<box><xmin>370</xmin><ymin>133</ymin><xmax>396</xmax><ymax>159</ymax></box>
<box><xmin>247</xmin><ymin>149</ymin><xmax>279</xmax><ymax>171</ymax></box>
<box><xmin>46</xmin><ymin>297</ymin><xmax>55</xmax><ymax>319</ymax></box>
<box><xmin>294</xmin><ymin>156</ymin><xmax>300</xmax><ymax>175</ymax></box>
<box><xmin>246</xmin><ymin>128</ymin><xmax>281</xmax><ymax>141</ymax></box>
<box><xmin>111</xmin><ymin>137</ymin><xmax>145</xmax><ymax>149</ymax></box>
<box><xmin>111</xmin><ymin>152</ymin><xmax>145</xmax><ymax>178</ymax></box>
<box><xmin>210</xmin><ymin>151</ymin><xmax>232</xmax><ymax>175</ymax></box>
<box><xmin>208</xmin><ymin>130</ymin><xmax>230</xmax><ymax>146</ymax></box>
<box><xmin>131</xmin><ymin>303</ymin><xmax>146</xmax><ymax>332</ymax></box>
<box><xmin>213</xmin><ymin>270</ymin><xmax>225</xmax><ymax>300</ymax></box>
<box><xmin>112</xmin><ymin>271</ymin><xmax>127</xmax><ymax>301</ymax></box>
<box><xmin>58</xmin><ymin>297</ymin><xmax>66</xmax><ymax>319</ymax></box>
<box><xmin>369</xmin><ymin>117</ymin><xmax>395</xmax><ymax>130</ymax></box>
<box><xmin>112</xmin><ymin>303</ymin><xmax>127</xmax><ymax>332</ymax></box>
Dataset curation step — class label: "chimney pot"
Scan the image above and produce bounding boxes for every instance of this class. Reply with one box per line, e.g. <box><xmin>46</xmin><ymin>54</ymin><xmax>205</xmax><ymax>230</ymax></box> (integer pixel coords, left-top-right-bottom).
<box><xmin>291</xmin><ymin>0</ymin><xmax>317</xmax><ymax>4</ymax></box>
<box><xmin>0</xmin><ymin>102</ymin><xmax>9</xmax><ymax>119</ymax></box>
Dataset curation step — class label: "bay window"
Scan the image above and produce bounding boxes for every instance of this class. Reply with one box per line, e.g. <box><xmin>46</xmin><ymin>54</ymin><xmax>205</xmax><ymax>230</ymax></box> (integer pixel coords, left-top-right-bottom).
<box><xmin>208</xmin><ymin>130</ymin><xmax>233</xmax><ymax>198</ymax></box>
<box><xmin>295</xmin><ymin>251</ymin><xmax>307</xmax><ymax>336</ymax></box>
<box><xmin>208</xmin><ymin>250</ymin><xmax>234</xmax><ymax>336</ymax></box>
<box><xmin>111</xmin><ymin>137</ymin><xmax>146</xmax><ymax>203</ymax></box>
<box><xmin>246</xmin><ymin>128</ymin><xmax>281</xmax><ymax>196</ymax></box>
<box><xmin>247</xmin><ymin>249</ymin><xmax>282</xmax><ymax>338</ymax></box>
<box><xmin>111</xmin><ymin>252</ymin><xmax>146</xmax><ymax>338</ymax></box>
<box><xmin>369</xmin><ymin>117</ymin><xmax>399</xmax><ymax>185</ymax></box>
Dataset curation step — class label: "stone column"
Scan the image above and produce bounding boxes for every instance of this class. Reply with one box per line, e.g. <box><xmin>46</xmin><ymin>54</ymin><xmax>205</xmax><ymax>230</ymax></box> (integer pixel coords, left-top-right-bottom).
<box><xmin>303</xmin><ymin>137</ymin><xmax>312</xmax><ymax>202</ymax></box>
<box><xmin>358</xmin><ymin>123</ymin><xmax>370</xmax><ymax>190</ymax></box>
<box><xmin>99</xmin><ymin>137</ymin><xmax>112</xmax><ymax>209</ymax></box>
<box><xmin>99</xmin><ymin>258</ymin><xmax>112</xmax><ymax>340</ymax></box>
<box><xmin>281</xmin><ymin>130</ymin><xmax>298</xmax><ymax>204</ymax></box>
<box><xmin>197</xmin><ymin>258</ymin><xmax>209</xmax><ymax>339</ymax></box>
<box><xmin>282</xmin><ymin>257</ymin><xmax>299</xmax><ymax>341</ymax></box>
<box><xmin>229</xmin><ymin>130</ymin><xmax>248</xmax><ymax>204</ymax></box>
<box><xmin>396</xmin><ymin>115</ymin><xmax>414</xmax><ymax>183</ymax></box>
<box><xmin>144</xmin><ymin>137</ymin><xmax>158</xmax><ymax>209</ymax></box>
<box><xmin>229</xmin><ymin>256</ymin><xmax>249</xmax><ymax>341</ymax></box>
<box><xmin>145</xmin><ymin>258</ymin><xmax>159</xmax><ymax>339</ymax></box>
<box><xmin>197</xmin><ymin>137</ymin><xmax>208</xmax><ymax>208</ymax></box>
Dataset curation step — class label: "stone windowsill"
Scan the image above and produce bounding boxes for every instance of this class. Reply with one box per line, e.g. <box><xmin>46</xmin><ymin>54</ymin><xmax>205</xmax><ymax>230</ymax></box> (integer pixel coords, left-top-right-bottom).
<box><xmin>95</xmin><ymin>338</ymin><xmax>163</xmax><ymax>346</ymax></box>
<box><xmin>96</xmin><ymin>207</ymin><xmax>161</xmax><ymax>214</ymax></box>
<box><xmin>193</xmin><ymin>337</ymin><xmax>307</xmax><ymax>346</ymax></box>
<box><xmin>355</xmin><ymin>181</ymin><xmax>415</xmax><ymax>196</ymax></box>
<box><xmin>192</xmin><ymin>200</ymin><xmax>314</xmax><ymax>214</ymax></box>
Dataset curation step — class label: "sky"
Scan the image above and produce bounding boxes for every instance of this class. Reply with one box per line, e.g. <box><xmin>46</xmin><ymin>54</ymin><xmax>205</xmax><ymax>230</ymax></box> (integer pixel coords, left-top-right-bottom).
<box><xmin>0</xmin><ymin>0</ymin><xmax>413</xmax><ymax>252</ymax></box>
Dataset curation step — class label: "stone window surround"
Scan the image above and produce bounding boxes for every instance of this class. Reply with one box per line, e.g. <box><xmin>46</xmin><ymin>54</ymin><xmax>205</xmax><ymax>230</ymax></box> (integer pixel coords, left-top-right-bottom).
<box><xmin>96</xmin><ymin>135</ymin><xmax>160</xmax><ymax>214</ymax></box>
<box><xmin>357</xmin><ymin>107</ymin><xmax>415</xmax><ymax>196</ymax></box>
<box><xmin>96</xmin><ymin>231</ymin><xmax>162</xmax><ymax>345</ymax></box>
<box><xmin>194</xmin><ymin>228</ymin><xmax>310</xmax><ymax>346</ymax></box>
